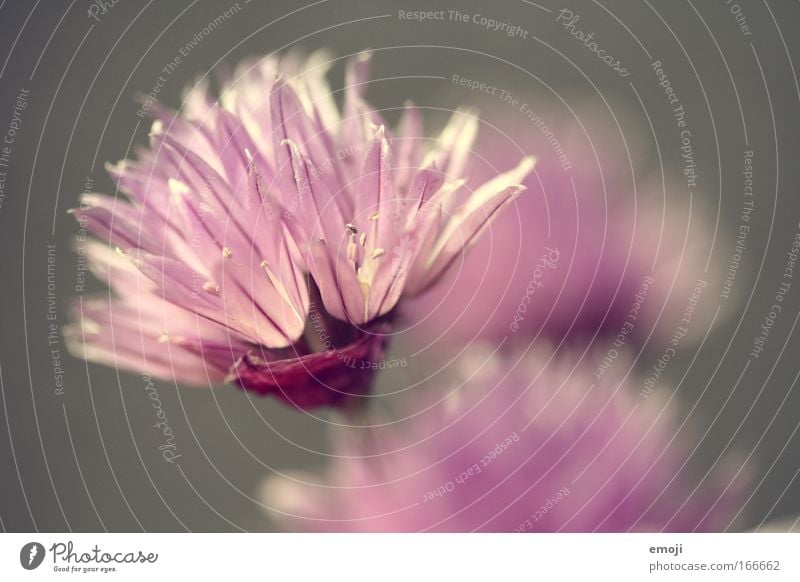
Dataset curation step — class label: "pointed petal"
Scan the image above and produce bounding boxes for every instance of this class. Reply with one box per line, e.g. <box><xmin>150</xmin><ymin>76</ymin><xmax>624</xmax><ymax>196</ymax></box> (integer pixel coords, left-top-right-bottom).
<box><xmin>412</xmin><ymin>155</ymin><xmax>535</xmax><ymax>290</ymax></box>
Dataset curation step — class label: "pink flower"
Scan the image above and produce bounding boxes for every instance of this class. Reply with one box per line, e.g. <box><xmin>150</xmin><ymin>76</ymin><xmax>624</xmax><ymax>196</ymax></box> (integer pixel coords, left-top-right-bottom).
<box><xmin>262</xmin><ymin>346</ymin><xmax>746</xmax><ymax>531</ymax></box>
<box><xmin>65</xmin><ymin>51</ymin><xmax>533</xmax><ymax>409</ymax></box>
<box><xmin>404</xmin><ymin>108</ymin><xmax>713</xmax><ymax>347</ymax></box>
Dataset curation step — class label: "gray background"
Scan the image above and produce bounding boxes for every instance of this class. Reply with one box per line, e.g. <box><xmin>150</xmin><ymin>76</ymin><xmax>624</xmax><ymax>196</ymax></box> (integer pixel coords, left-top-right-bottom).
<box><xmin>0</xmin><ymin>0</ymin><xmax>799</xmax><ymax>531</ymax></box>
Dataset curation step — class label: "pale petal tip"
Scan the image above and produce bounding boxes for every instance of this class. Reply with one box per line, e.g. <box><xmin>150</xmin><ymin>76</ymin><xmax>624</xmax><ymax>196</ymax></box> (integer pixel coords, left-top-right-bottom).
<box><xmin>148</xmin><ymin>119</ymin><xmax>164</xmax><ymax>137</ymax></box>
<box><xmin>104</xmin><ymin>160</ymin><xmax>125</xmax><ymax>175</ymax></box>
<box><xmin>519</xmin><ymin>155</ymin><xmax>537</xmax><ymax>172</ymax></box>
<box><xmin>371</xmin><ymin>123</ymin><xmax>385</xmax><ymax>138</ymax></box>
<box><xmin>307</xmin><ymin>48</ymin><xmax>335</xmax><ymax>71</ymax></box>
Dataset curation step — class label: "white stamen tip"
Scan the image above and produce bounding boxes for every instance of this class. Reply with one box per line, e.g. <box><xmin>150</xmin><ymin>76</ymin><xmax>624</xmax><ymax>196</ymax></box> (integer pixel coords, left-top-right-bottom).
<box><xmin>371</xmin><ymin>248</ymin><xmax>385</xmax><ymax>259</ymax></box>
<box><xmin>222</xmin><ymin>247</ymin><xmax>233</xmax><ymax>258</ymax></box>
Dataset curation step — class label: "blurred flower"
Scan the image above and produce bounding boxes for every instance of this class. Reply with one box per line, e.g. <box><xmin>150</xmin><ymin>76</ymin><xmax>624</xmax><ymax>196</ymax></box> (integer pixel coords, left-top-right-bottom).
<box><xmin>65</xmin><ymin>51</ymin><xmax>533</xmax><ymax>409</ymax></box>
<box><xmin>404</xmin><ymin>107</ymin><xmax>713</xmax><ymax>349</ymax></box>
<box><xmin>262</xmin><ymin>345</ymin><xmax>746</xmax><ymax>531</ymax></box>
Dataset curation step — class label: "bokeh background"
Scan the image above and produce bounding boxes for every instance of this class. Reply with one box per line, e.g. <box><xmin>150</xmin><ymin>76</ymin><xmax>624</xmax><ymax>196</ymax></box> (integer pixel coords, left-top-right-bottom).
<box><xmin>1</xmin><ymin>0</ymin><xmax>799</xmax><ymax>531</ymax></box>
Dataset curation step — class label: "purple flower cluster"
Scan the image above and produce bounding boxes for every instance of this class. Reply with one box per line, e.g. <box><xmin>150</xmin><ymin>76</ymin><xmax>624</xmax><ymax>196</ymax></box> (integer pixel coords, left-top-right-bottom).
<box><xmin>67</xmin><ymin>50</ymin><xmax>747</xmax><ymax>532</ymax></box>
<box><xmin>263</xmin><ymin>346</ymin><xmax>744</xmax><ymax>532</ymax></box>
<box><xmin>65</xmin><ymin>51</ymin><xmax>531</xmax><ymax>409</ymax></box>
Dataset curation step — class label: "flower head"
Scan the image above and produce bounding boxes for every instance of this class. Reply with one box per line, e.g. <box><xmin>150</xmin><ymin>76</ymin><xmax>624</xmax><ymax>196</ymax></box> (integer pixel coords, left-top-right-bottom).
<box><xmin>262</xmin><ymin>345</ymin><xmax>746</xmax><ymax>531</ymax></box>
<box><xmin>65</xmin><ymin>51</ymin><xmax>533</xmax><ymax>409</ymax></box>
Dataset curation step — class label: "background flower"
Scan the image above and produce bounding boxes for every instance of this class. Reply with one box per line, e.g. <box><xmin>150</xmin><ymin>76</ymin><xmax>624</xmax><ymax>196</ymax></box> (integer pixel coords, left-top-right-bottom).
<box><xmin>262</xmin><ymin>345</ymin><xmax>747</xmax><ymax>532</ymax></box>
<box><xmin>404</xmin><ymin>106</ymin><xmax>715</xmax><ymax>350</ymax></box>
